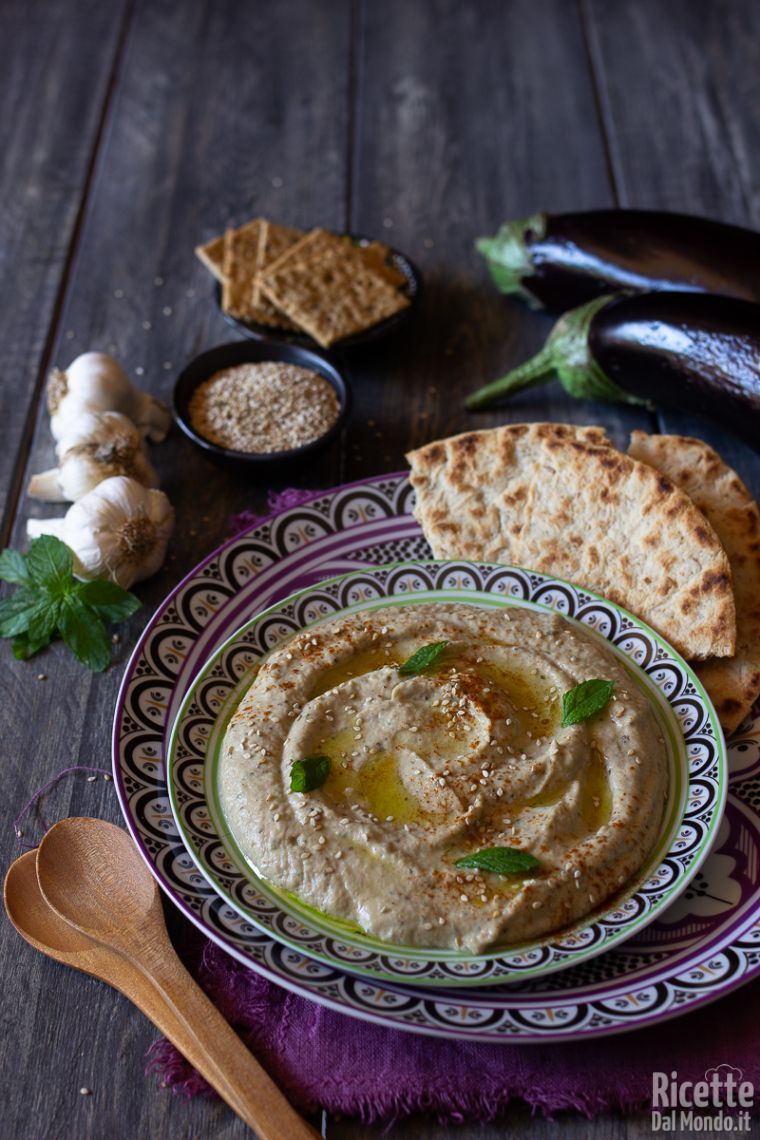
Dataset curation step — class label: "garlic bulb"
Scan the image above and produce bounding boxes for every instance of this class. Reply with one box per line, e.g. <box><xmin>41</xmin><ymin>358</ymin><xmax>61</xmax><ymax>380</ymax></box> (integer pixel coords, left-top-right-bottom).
<box><xmin>27</xmin><ymin>476</ymin><xmax>174</xmax><ymax>589</ymax></box>
<box><xmin>27</xmin><ymin>412</ymin><xmax>159</xmax><ymax>502</ymax></box>
<box><xmin>47</xmin><ymin>352</ymin><xmax>171</xmax><ymax>443</ymax></box>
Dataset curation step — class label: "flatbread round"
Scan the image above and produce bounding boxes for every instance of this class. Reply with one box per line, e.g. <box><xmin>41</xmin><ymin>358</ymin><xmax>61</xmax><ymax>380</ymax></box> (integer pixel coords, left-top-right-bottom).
<box><xmin>406</xmin><ymin>422</ymin><xmax>736</xmax><ymax>662</ymax></box>
<box><xmin>629</xmin><ymin>431</ymin><xmax>760</xmax><ymax>733</ymax></box>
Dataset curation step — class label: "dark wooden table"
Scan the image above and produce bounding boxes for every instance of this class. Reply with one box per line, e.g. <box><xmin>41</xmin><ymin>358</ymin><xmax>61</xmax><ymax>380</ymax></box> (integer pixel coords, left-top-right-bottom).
<box><xmin>2</xmin><ymin>1</ymin><xmax>759</xmax><ymax>1136</ymax></box>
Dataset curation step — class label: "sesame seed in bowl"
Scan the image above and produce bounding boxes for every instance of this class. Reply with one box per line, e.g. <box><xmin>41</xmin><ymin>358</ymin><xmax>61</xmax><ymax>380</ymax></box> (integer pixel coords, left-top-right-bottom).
<box><xmin>173</xmin><ymin>339</ymin><xmax>350</xmax><ymax>476</ymax></box>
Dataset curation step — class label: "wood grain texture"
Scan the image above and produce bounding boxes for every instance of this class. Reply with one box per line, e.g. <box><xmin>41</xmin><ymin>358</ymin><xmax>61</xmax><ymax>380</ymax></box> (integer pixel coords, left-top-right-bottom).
<box><xmin>582</xmin><ymin>0</ymin><xmax>760</xmax><ymax>498</ymax></box>
<box><xmin>1</xmin><ymin>0</ymin><xmax>349</xmax><ymax>1137</ymax></box>
<box><xmin>342</xmin><ymin>0</ymin><xmax>657</xmax><ymax>487</ymax></box>
<box><xmin>330</xmin><ymin>1108</ymin><xmax>661</xmax><ymax>1139</ymax></box>
<box><xmin>0</xmin><ymin>0</ymin><xmax>129</xmax><ymax>538</ymax></box>
<box><xmin>19</xmin><ymin>0</ymin><xmax>352</xmax><ymax>581</ymax></box>
<box><xmin>2</xmin><ymin>0</ymin><xmax>760</xmax><ymax>1138</ymax></box>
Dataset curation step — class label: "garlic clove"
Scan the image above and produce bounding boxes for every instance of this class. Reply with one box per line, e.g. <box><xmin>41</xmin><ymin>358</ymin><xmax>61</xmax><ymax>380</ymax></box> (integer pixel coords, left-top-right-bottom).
<box><xmin>54</xmin><ymin>410</ymin><xmax>128</xmax><ymax>458</ymax></box>
<box><xmin>27</xmin><ymin>468</ymin><xmax>67</xmax><ymax>502</ymax></box>
<box><xmin>25</xmin><ymin>476</ymin><xmax>174</xmax><ymax>589</ymax></box>
<box><xmin>47</xmin><ymin>353</ymin><xmax>172</xmax><ymax>443</ymax></box>
<box><xmin>29</xmin><ymin>411</ymin><xmax>160</xmax><ymax>503</ymax></box>
<box><xmin>27</xmin><ymin>517</ymin><xmax>66</xmax><ymax>542</ymax></box>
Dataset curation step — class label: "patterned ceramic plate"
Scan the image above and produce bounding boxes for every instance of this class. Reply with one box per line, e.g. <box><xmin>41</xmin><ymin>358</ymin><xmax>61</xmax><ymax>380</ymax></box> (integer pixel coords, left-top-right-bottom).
<box><xmin>166</xmin><ymin>559</ymin><xmax>722</xmax><ymax>988</ymax></box>
<box><xmin>114</xmin><ymin>474</ymin><xmax>760</xmax><ymax>1040</ymax></box>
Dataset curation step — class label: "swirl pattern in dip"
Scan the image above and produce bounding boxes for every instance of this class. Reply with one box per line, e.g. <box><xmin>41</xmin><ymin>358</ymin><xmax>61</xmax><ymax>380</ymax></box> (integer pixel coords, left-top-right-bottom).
<box><xmin>219</xmin><ymin>603</ymin><xmax>669</xmax><ymax>953</ymax></box>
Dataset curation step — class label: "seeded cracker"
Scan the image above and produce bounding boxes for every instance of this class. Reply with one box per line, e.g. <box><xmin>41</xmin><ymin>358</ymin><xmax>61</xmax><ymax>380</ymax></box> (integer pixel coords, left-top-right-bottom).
<box><xmin>221</xmin><ymin>219</ymin><xmax>265</xmax><ymax>320</ymax></box>
<box><xmin>261</xmin><ymin>228</ymin><xmax>411</xmax><ymax>347</ymax></box>
<box><xmin>252</xmin><ymin>221</ymin><xmax>304</xmax><ymax>305</ymax></box>
<box><xmin>244</xmin><ymin>220</ymin><xmax>302</xmax><ymax>330</ymax></box>
<box><xmin>194</xmin><ymin>234</ymin><xmax>226</xmax><ymax>282</ymax></box>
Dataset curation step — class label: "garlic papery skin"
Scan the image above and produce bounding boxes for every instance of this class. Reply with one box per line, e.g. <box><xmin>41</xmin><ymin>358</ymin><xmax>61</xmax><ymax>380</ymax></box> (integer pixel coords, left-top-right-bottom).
<box><xmin>47</xmin><ymin>352</ymin><xmax>172</xmax><ymax>443</ymax></box>
<box><xmin>26</xmin><ymin>476</ymin><xmax>174</xmax><ymax>589</ymax></box>
<box><xmin>27</xmin><ymin>413</ymin><xmax>159</xmax><ymax>502</ymax></box>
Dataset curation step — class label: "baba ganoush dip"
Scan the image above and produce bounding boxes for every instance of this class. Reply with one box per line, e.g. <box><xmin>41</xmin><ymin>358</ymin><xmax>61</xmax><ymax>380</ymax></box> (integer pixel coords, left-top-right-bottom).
<box><xmin>218</xmin><ymin>603</ymin><xmax>669</xmax><ymax>953</ymax></box>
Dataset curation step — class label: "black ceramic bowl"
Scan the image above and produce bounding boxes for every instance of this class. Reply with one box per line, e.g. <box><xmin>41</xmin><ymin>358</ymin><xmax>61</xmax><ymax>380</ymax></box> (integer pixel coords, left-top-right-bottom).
<box><xmin>173</xmin><ymin>339</ymin><xmax>351</xmax><ymax>478</ymax></box>
<box><xmin>216</xmin><ymin>236</ymin><xmax>421</xmax><ymax>351</ymax></box>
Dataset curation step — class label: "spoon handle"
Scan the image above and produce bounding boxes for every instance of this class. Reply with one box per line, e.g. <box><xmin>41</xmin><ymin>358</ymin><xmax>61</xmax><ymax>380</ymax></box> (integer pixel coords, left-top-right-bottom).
<box><xmin>133</xmin><ymin>939</ymin><xmax>321</xmax><ymax>1140</ymax></box>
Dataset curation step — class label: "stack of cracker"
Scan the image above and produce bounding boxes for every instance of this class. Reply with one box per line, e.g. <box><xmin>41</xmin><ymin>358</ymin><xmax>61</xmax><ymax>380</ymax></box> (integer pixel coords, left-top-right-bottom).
<box><xmin>196</xmin><ymin>218</ymin><xmax>410</xmax><ymax>347</ymax></box>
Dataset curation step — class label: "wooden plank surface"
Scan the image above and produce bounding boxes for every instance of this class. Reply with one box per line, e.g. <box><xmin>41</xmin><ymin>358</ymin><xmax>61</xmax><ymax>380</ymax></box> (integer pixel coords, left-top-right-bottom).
<box><xmin>0</xmin><ymin>0</ymin><xmax>129</xmax><ymax>537</ymax></box>
<box><xmin>582</xmin><ymin>0</ymin><xmax>760</xmax><ymax>497</ymax></box>
<box><xmin>1</xmin><ymin>1</ymin><xmax>349</xmax><ymax>1137</ymax></box>
<box><xmin>344</xmin><ymin>0</ymin><xmax>656</xmax><ymax>485</ymax></box>
<box><xmin>2</xmin><ymin>0</ymin><xmax>760</xmax><ymax>1137</ymax></box>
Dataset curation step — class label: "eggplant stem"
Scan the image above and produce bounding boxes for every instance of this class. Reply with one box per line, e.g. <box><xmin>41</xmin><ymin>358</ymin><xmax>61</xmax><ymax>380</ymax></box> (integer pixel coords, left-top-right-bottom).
<box><xmin>466</xmin><ymin>347</ymin><xmax>555</xmax><ymax>410</ymax></box>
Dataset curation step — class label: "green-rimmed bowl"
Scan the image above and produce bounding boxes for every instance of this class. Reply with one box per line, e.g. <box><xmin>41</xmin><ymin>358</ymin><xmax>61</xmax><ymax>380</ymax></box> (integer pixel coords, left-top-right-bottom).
<box><xmin>166</xmin><ymin>559</ymin><xmax>726</xmax><ymax>988</ymax></box>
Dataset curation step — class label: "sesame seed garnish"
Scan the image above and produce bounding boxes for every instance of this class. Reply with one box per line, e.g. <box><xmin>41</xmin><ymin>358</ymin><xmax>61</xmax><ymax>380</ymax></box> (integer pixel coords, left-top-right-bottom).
<box><xmin>188</xmin><ymin>362</ymin><xmax>340</xmax><ymax>453</ymax></box>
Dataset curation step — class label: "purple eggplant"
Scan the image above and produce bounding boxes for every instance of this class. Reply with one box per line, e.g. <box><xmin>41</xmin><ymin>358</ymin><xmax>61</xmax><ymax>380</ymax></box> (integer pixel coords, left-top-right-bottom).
<box><xmin>476</xmin><ymin>210</ymin><xmax>760</xmax><ymax>310</ymax></box>
<box><xmin>465</xmin><ymin>292</ymin><xmax>760</xmax><ymax>452</ymax></box>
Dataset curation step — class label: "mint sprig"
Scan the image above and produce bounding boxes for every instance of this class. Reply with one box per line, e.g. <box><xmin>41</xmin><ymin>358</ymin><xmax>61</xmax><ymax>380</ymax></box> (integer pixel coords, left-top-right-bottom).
<box><xmin>455</xmin><ymin>847</ymin><xmax>540</xmax><ymax>875</ymax></box>
<box><xmin>0</xmin><ymin>535</ymin><xmax>141</xmax><ymax>671</ymax></box>
<box><xmin>561</xmin><ymin>679</ymin><xmax>615</xmax><ymax>726</ymax></box>
<box><xmin>290</xmin><ymin>756</ymin><xmax>331</xmax><ymax>793</ymax></box>
<box><xmin>398</xmin><ymin>640</ymin><xmax>449</xmax><ymax>676</ymax></box>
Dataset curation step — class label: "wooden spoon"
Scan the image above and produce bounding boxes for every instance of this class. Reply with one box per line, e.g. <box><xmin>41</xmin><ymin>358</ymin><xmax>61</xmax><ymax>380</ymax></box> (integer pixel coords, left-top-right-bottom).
<box><xmin>4</xmin><ymin>851</ymin><xmax>240</xmax><ymax>1093</ymax></box>
<box><xmin>4</xmin><ymin>849</ymin><xmax>286</xmax><ymax>1134</ymax></box>
<box><xmin>34</xmin><ymin>818</ymin><xmax>321</xmax><ymax>1140</ymax></box>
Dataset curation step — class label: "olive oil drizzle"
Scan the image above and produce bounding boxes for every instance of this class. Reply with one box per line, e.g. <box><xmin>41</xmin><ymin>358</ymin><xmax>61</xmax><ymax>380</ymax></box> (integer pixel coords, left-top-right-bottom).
<box><xmin>300</xmin><ymin>644</ymin><xmax>610</xmax><ymax>840</ymax></box>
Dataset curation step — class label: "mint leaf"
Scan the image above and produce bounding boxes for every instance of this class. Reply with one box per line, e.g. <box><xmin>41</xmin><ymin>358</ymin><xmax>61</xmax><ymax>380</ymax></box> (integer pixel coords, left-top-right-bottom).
<box><xmin>59</xmin><ymin>594</ymin><xmax>111</xmax><ymax>672</ymax></box>
<box><xmin>290</xmin><ymin>756</ymin><xmax>330</xmax><ymax>793</ymax></box>
<box><xmin>26</xmin><ymin>535</ymin><xmax>73</xmax><ymax>596</ymax></box>
<box><xmin>13</xmin><ymin>631</ymin><xmax>53</xmax><ymax>660</ymax></box>
<box><xmin>0</xmin><ymin>548</ymin><xmax>30</xmax><ymax>585</ymax></box>
<box><xmin>0</xmin><ymin>542</ymin><xmax>138</xmax><ymax>671</ymax></box>
<box><xmin>0</xmin><ymin>589</ymin><xmax>42</xmax><ymax>637</ymax></box>
<box><xmin>561</xmin><ymin>679</ymin><xmax>615</xmax><ymax>727</ymax></box>
<box><xmin>398</xmin><ymin>640</ymin><xmax>449</xmax><ymax>677</ymax></box>
<box><xmin>27</xmin><ymin>598</ymin><xmax>61</xmax><ymax>646</ymax></box>
<box><xmin>455</xmin><ymin>847</ymin><xmax>540</xmax><ymax>875</ymax></box>
<box><xmin>74</xmin><ymin>579</ymin><xmax>141</xmax><ymax>623</ymax></box>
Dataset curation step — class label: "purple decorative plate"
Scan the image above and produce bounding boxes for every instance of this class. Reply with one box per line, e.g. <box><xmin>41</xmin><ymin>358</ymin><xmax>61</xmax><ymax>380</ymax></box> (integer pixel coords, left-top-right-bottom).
<box><xmin>113</xmin><ymin>474</ymin><xmax>760</xmax><ymax>1041</ymax></box>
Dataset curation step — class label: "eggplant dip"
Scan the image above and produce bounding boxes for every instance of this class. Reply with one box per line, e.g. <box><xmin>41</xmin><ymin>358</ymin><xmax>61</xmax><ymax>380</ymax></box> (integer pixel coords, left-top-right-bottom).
<box><xmin>218</xmin><ymin>603</ymin><xmax>668</xmax><ymax>953</ymax></box>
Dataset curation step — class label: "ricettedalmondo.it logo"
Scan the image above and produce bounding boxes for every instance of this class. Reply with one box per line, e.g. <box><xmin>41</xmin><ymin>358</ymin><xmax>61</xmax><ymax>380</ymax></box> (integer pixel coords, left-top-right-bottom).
<box><xmin>651</xmin><ymin>1065</ymin><xmax>754</xmax><ymax>1133</ymax></box>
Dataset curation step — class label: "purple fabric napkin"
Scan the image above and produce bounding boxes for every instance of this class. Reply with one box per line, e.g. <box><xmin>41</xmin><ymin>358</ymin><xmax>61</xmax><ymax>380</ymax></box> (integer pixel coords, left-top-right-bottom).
<box><xmin>148</xmin><ymin>929</ymin><xmax>760</xmax><ymax>1126</ymax></box>
<box><xmin>147</xmin><ymin>489</ymin><xmax>760</xmax><ymax>1125</ymax></box>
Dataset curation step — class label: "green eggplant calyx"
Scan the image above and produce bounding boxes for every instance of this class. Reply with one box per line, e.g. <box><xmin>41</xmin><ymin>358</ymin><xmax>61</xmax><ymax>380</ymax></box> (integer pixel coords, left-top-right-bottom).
<box><xmin>466</xmin><ymin>294</ymin><xmax>650</xmax><ymax>411</ymax></box>
<box><xmin>475</xmin><ymin>213</ymin><xmax>547</xmax><ymax>300</ymax></box>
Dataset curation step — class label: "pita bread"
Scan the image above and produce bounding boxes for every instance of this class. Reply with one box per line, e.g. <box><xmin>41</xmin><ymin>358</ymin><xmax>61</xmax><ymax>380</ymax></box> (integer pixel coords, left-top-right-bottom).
<box><xmin>406</xmin><ymin>423</ymin><xmax>736</xmax><ymax>662</ymax></box>
<box><xmin>629</xmin><ymin>431</ymin><xmax>760</xmax><ymax>733</ymax></box>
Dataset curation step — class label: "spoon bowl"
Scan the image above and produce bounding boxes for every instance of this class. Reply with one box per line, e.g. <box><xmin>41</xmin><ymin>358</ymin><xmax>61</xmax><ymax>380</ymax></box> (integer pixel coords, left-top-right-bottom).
<box><xmin>4</xmin><ymin>850</ymin><xmax>93</xmax><ymax>961</ymax></box>
<box><xmin>32</xmin><ymin>816</ymin><xmax>321</xmax><ymax>1140</ymax></box>
<box><xmin>37</xmin><ymin>816</ymin><xmax>158</xmax><ymax>941</ymax></box>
